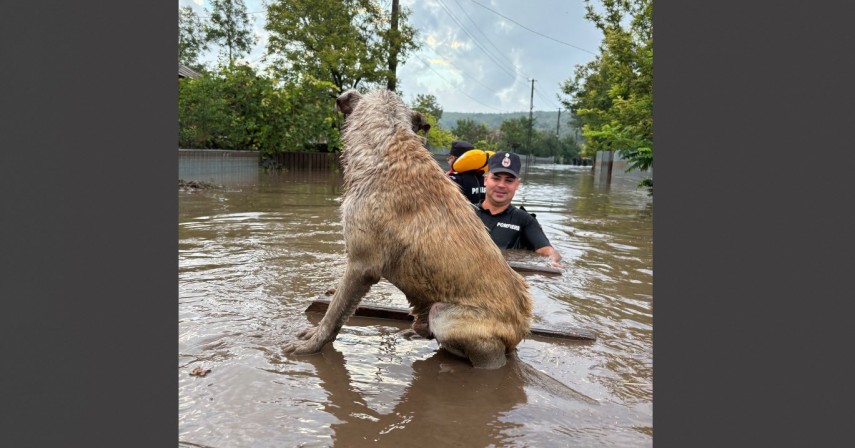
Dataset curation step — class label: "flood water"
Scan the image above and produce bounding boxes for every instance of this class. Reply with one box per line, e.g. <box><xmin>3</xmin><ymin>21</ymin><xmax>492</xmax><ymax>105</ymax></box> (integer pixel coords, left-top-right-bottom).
<box><xmin>179</xmin><ymin>163</ymin><xmax>653</xmax><ymax>447</ymax></box>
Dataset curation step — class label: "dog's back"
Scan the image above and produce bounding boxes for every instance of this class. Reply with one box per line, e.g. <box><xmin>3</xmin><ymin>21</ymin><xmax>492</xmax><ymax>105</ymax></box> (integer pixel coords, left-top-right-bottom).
<box><xmin>339</xmin><ymin>89</ymin><xmax>532</xmax><ymax>353</ymax></box>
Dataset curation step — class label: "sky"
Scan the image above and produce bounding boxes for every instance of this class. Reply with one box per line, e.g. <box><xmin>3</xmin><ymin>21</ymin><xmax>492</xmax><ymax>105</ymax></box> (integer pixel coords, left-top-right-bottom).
<box><xmin>179</xmin><ymin>0</ymin><xmax>604</xmax><ymax>114</ymax></box>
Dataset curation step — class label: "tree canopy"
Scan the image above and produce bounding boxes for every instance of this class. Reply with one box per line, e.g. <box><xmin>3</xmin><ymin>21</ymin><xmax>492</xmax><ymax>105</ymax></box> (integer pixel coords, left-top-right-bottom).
<box><xmin>178</xmin><ymin>1</ymin><xmax>583</xmax><ymax>164</ymax></box>
<box><xmin>498</xmin><ymin>117</ymin><xmax>533</xmax><ymax>153</ymax></box>
<box><xmin>411</xmin><ymin>93</ymin><xmax>443</xmax><ymax>120</ymax></box>
<box><xmin>420</xmin><ymin>113</ymin><xmax>455</xmax><ymax>151</ymax></box>
<box><xmin>451</xmin><ymin>119</ymin><xmax>490</xmax><ymax>146</ymax></box>
<box><xmin>206</xmin><ymin>0</ymin><xmax>256</xmax><ymax>65</ymax></box>
<box><xmin>179</xmin><ymin>6</ymin><xmax>208</xmax><ymax>71</ymax></box>
<box><xmin>265</xmin><ymin>0</ymin><xmax>418</xmax><ymax>93</ymax></box>
<box><xmin>560</xmin><ymin>0</ymin><xmax>652</xmax><ymax>190</ymax></box>
<box><xmin>179</xmin><ymin>64</ymin><xmax>339</xmax><ymax>154</ymax></box>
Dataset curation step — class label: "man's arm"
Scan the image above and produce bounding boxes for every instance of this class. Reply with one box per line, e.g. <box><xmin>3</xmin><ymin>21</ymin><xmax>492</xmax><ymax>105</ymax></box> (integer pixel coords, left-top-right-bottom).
<box><xmin>520</xmin><ymin>212</ymin><xmax>563</xmax><ymax>267</ymax></box>
<box><xmin>535</xmin><ymin>245</ymin><xmax>562</xmax><ymax>267</ymax></box>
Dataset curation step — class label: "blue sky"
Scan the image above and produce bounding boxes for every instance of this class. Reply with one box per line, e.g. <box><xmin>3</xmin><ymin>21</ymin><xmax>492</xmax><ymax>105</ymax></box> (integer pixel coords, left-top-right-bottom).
<box><xmin>179</xmin><ymin>0</ymin><xmax>603</xmax><ymax>113</ymax></box>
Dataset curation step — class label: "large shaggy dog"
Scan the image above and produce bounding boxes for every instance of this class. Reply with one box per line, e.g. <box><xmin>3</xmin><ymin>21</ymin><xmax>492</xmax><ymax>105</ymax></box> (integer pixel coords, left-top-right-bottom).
<box><xmin>283</xmin><ymin>89</ymin><xmax>532</xmax><ymax>369</ymax></box>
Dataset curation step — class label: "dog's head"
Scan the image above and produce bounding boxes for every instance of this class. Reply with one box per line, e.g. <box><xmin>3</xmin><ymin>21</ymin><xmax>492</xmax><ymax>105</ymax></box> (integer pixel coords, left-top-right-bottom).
<box><xmin>336</xmin><ymin>89</ymin><xmax>431</xmax><ymax>135</ymax></box>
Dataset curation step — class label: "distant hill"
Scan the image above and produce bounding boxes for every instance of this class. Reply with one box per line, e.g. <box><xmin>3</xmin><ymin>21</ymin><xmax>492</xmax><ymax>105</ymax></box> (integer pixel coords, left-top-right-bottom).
<box><xmin>438</xmin><ymin>110</ymin><xmax>580</xmax><ymax>138</ymax></box>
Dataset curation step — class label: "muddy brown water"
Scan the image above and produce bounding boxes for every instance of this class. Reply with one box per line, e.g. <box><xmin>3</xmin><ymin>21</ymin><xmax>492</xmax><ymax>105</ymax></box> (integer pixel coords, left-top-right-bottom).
<box><xmin>179</xmin><ymin>164</ymin><xmax>652</xmax><ymax>447</ymax></box>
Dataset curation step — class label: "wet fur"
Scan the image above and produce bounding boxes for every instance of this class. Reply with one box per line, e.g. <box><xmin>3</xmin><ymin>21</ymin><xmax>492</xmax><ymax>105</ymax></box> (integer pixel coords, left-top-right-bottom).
<box><xmin>283</xmin><ymin>89</ymin><xmax>532</xmax><ymax>368</ymax></box>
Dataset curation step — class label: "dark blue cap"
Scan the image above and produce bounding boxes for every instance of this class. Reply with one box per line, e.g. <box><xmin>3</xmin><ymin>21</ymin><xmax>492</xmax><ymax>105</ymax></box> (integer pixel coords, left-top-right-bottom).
<box><xmin>487</xmin><ymin>152</ymin><xmax>521</xmax><ymax>177</ymax></box>
<box><xmin>448</xmin><ymin>140</ymin><xmax>475</xmax><ymax>157</ymax></box>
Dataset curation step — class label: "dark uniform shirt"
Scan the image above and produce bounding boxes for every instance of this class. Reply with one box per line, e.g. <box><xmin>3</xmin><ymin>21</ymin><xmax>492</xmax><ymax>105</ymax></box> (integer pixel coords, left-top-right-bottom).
<box><xmin>474</xmin><ymin>203</ymin><xmax>552</xmax><ymax>250</ymax></box>
<box><xmin>449</xmin><ymin>170</ymin><xmax>486</xmax><ymax>204</ymax></box>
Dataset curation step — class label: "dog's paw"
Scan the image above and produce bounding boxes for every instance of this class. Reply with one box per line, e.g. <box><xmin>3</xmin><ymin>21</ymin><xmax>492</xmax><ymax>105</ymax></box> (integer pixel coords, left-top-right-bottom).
<box><xmin>296</xmin><ymin>326</ymin><xmax>319</xmax><ymax>341</ymax></box>
<box><xmin>282</xmin><ymin>339</ymin><xmax>323</xmax><ymax>355</ymax></box>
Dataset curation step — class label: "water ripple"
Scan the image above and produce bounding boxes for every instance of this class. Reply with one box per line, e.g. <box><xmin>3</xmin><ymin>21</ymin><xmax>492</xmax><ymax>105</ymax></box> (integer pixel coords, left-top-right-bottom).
<box><xmin>179</xmin><ymin>168</ymin><xmax>652</xmax><ymax>446</ymax></box>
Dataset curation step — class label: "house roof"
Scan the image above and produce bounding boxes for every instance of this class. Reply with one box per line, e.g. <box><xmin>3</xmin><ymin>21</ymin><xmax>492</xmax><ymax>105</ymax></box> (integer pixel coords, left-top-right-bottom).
<box><xmin>178</xmin><ymin>63</ymin><xmax>201</xmax><ymax>79</ymax></box>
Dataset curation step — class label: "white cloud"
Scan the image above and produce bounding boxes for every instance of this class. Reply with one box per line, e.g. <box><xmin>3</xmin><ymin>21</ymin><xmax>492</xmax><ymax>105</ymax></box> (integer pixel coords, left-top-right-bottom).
<box><xmin>449</xmin><ymin>40</ymin><xmax>465</xmax><ymax>50</ymax></box>
<box><xmin>178</xmin><ymin>0</ymin><xmax>204</xmax><ymax>9</ymax></box>
<box><xmin>397</xmin><ymin>0</ymin><xmax>602</xmax><ymax>112</ymax></box>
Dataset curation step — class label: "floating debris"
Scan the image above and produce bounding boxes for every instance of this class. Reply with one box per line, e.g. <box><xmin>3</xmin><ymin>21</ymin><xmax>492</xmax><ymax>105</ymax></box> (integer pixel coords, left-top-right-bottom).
<box><xmin>189</xmin><ymin>367</ymin><xmax>212</xmax><ymax>377</ymax></box>
<box><xmin>179</xmin><ymin>179</ymin><xmax>218</xmax><ymax>191</ymax></box>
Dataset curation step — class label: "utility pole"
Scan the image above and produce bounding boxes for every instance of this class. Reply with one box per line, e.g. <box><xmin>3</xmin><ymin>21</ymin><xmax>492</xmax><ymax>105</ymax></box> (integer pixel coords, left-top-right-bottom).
<box><xmin>555</xmin><ymin>108</ymin><xmax>562</xmax><ymax>164</ymax></box>
<box><xmin>387</xmin><ymin>0</ymin><xmax>400</xmax><ymax>91</ymax></box>
<box><xmin>527</xmin><ymin>79</ymin><xmax>535</xmax><ymax>155</ymax></box>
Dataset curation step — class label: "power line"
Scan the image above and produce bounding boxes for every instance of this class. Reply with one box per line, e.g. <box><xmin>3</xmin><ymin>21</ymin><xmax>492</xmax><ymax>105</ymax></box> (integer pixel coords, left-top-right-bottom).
<box><xmin>467</xmin><ymin>0</ymin><xmax>597</xmax><ymax>55</ymax></box>
<box><xmin>435</xmin><ymin>0</ymin><xmax>520</xmax><ymax>81</ymax></box>
<box><xmin>535</xmin><ymin>86</ymin><xmax>560</xmax><ymax>110</ymax></box>
<box><xmin>414</xmin><ymin>55</ymin><xmax>509</xmax><ymax>113</ymax></box>
<box><xmin>450</xmin><ymin>0</ymin><xmax>534</xmax><ymax>81</ymax></box>
<box><xmin>415</xmin><ymin>41</ymin><xmax>497</xmax><ymax>95</ymax></box>
<box><xmin>414</xmin><ymin>46</ymin><xmax>561</xmax><ymax>113</ymax></box>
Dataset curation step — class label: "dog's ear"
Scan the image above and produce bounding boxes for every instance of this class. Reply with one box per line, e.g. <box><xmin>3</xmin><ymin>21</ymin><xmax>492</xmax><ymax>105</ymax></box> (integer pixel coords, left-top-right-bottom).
<box><xmin>336</xmin><ymin>89</ymin><xmax>362</xmax><ymax>115</ymax></box>
<box><xmin>411</xmin><ymin>111</ymin><xmax>431</xmax><ymax>134</ymax></box>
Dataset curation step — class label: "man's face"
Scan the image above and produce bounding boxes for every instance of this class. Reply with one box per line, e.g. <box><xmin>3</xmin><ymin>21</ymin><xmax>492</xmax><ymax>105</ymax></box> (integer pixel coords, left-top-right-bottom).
<box><xmin>447</xmin><ymin>155</ymin><xmax>457</xmax><ymax>168</ymax></box>
<box><xmin>484</xmin><ymin>172</ymin><xmax>520</xmax><ymax>207</ymax></box>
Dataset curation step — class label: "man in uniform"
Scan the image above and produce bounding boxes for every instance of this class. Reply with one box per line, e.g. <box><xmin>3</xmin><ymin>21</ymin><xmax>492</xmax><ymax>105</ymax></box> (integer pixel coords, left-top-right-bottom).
<box><xmin>475</xmin><ymin>152</ymin><xmax>562</xmax><ymax>267</ymax></box>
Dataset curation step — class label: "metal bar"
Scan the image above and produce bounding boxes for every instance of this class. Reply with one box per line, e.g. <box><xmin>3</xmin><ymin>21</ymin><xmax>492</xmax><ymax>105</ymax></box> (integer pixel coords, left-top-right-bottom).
<box><xmin>306</xmin><ymin>297</ymin><xmax>596</xmax><ymax>341</ymax></box>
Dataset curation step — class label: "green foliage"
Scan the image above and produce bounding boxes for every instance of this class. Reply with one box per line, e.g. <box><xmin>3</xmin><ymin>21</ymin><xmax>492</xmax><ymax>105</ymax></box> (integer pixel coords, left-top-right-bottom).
<box><xmin>498</xmin><ymin>117</ymin><xmax>532</xmax><ymax>153</ymax></box>
<box><xmin>417</xmin><ymin>111</ymin><xmax>580</xmax><ymax>161</ymax></box>
<box><xmin>178</xmin><ymin>64</ymin><xmax>340</xmax><ymax>154</ymax></box>
<box><xmin>440</xmin><ymin>110</ymin><xmax>579</xmax><ymax>138</ymax></box>
<box><xmin>560</xmin><ymin>0</ymin><xmax>652</xmax><ymax>186</ymax></box>
<box><xmin>451</xmin><ymin>119</ymin><xmax>490</xmax><ymax>145</ymax></box>
<box><xmin>265</xmin><ymin>0</ymin><xmax>418</xmax><ymax>93</ymax></box>
<box><xmin>406</xmin><ymin>95</ymin><xmax>452</xmax><ymax>150</ymax></box>
<box><xmin>179</xmin><ymin>6</ymin><xmax>208</xmax><ymax>71</ymax></box>
<box><xmin>178</xmin><ymin>75</ymin><xmax>230</xmax><ymax>149</ymax></box>
<box><xmin>531</xmin><ymin>132</ymin><xmax>582</xmax><ymax>161</ymax></box>
<box><xmin>411</xmin><ymin>93</ymin><xmax>443</xmax><ymax>120</ymax></box>
<box><xmin>639</xmin><ymin>178</ymin><xmax>652</xmax><ymax>195</ymax></box>
<box><xmin>473</xmin><ymin>137</ymin><xmax>499</xmax><ymax>152</ymax></box>
<box><xmin>420</xmin><ymin>112</ymin><xmax>455</xmax><ymax>152</ymax></box>
<box><xmin>206</xmin><ymin>0</ymin><xmax>256</xmax><ymax>65</ymax></box>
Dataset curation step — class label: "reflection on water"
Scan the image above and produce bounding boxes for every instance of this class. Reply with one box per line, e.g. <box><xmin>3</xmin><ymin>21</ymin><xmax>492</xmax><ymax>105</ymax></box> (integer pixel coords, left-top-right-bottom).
<box><xmin>179</xmin><ymin>165</ymin><xmax>652</xmax><ymax>447</ymax></box>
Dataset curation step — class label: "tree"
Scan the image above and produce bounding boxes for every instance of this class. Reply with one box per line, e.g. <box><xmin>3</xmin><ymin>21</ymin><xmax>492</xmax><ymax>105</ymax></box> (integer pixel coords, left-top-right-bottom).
<box><xmin>178</xmin><ymin>65</ymin><xmax>340</xmax><ymax>153</ymax></box>
<box><xmin>560</xmin><ymin>0</ymin><xmax>652</xmax><ymax>192</ymax></box>
<box><xmin>411</xmin><ymin>93</ymin><xmax>443</xmax><ymax>120</ymax></box>
<box><xmin>408</xmin><ymin>94</ymin><xmax>452</xmax><ymax>151</ymax></box>
<box><xmin>558</xmin><ymin>133</ymin><xmax>582</xmax><ymax>163</ymax></box>
<box><xmin>498</xmin><ymin>117</ymin><xmax>533</xmax><ymax>154</ymax></box>
<box><xmin>528</xmin><ymin>130</ymin><xmax>581</xmax><ymax>161</ymax></box>
<box><xmin>179</xmin><ymin>6</ymin><xmax>208</xmax><ymax>71</ymax></box>
<box><xmin>386</xmin><ymin>0</ymin><xmax>407</xmax><ymax>91</ymax></box>
<box><xmin>420</xmin><ymin>112</ymin><xmax>455</xmax><ymax>152</ymax></box>
<box><xmin>265</xmin><ymin>0</ymin><xmax>418</xmax><ymax>94</ymax></box>
<box><xmin>473</xmin><ymin>129</ymin><xmax>501</xmax><ymax>151</ymax></box>
<box><xmin>206</xmin><ymin>0</ymin><xmax>256</xmax><ymax>65</ymax></box>
<box><xmin>179</xmin><ymin>74</ymin><xmax>231</xmax><ymax>149</ymax></box>
<box><xmin>451</xmin><ymin>118</ymin><xmax>490</xmax><ymax>145</ymax></box>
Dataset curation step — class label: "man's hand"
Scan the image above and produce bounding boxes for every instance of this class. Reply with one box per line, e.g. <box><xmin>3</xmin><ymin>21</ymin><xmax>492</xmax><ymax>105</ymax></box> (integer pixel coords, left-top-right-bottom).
<box><xmin>536</xmin><ymin>246</ymin><xmax>562</xmax><ymax>268</ymax></box>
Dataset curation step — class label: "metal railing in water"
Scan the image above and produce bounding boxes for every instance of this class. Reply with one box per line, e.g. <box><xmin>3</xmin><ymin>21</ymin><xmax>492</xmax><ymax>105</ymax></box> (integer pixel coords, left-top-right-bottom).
<box><xmin>178</xmin><ymin>149</ymin><xmax>563</xmax><ymax>187</ymax></box>
<box><xmin>179</xmin><ymin>149</ymin><xmax>261</xmax><ymax>186</ymax></box>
